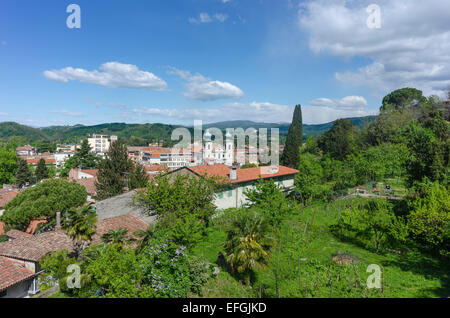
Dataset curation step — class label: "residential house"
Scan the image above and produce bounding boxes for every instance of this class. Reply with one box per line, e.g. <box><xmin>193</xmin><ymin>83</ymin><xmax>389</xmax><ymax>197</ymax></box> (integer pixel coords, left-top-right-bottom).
<box><xmin>68</xmin><ymin>168</ymin><xmax>99</xmax><ymax>201</ymax></box>
<box><xmin>169</xmin><ymin>164</ymin><xmax>299</xmax><ymax>209</ymax></box>
<box><xmin>15</xmin><ymin>145</ymin><xmax>35</xmax><ymax>156</ymax></box>
<box><xmin>0</xmin><ymin>213</ymin><xmax>148</xmax><ymax>298</ymax></box>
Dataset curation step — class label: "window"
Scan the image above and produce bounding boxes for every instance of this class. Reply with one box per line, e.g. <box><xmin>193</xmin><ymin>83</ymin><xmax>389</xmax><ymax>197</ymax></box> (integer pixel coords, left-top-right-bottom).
<box><xmin>218</xmin><ymin>192</ymin><xmax>223</xmax><ymax>199</ymax></box>
<box><xmin>228</xmin><ymin>189</ymin><xmax>232</xmax><ymax>197</ymax></box>
<box><xmin>0</xmin><ymin>290</ymin><xmax>6</xmax><ymax>297</ymax></box>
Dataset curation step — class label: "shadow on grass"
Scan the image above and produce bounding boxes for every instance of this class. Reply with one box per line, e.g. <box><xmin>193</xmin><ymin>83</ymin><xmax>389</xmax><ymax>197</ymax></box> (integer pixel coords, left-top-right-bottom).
<box><xmin>381</xmin><ymin>250</ymin><xmax>450</xmax><ymax>297</ymax></box>
<box><xmin>329</xmin><ymin>225</ymin><xmax>450</xmax><ymax>297</ymax></box>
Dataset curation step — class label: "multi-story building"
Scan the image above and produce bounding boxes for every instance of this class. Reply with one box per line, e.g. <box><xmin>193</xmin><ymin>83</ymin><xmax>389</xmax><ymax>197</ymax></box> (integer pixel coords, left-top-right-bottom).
<box><xmin>88</xmin><ymin>134</ymin><xmax>111</xmax><ymax>155</ymax></box>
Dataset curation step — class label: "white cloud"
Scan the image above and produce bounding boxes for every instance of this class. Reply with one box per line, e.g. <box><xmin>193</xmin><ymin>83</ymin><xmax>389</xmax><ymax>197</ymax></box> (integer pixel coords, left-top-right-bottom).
<box><xmin>0</xmin><ymin>112</ymin><xmax>8</xmax><ymax>116</ymax></box>
<box><xmin>298</xmin><ymin>0</ymin><xmax>450</xmax><ymax>97</ymax></box>
<box><xmin>50</xmin><ymin>110</ymin><xmax>84</xmax><ymax>117</ymax></box>
<box><xmin>43</xmin><ymin>62</ymin><xmax>168</xmax><ymax>91</ymax></box>
<box><xmin>189</xmin><ymin>12</ymin><xmax>228</xmax><ymax>24</ymax></box>
<box><xmin>214</xmin><ymin>13</ymin><xmax>228</xmax><ymax>23</ymax></box>
<box><xmin>129</xmin><ymin>96</ymin><xmax>375</xmax><ymax>124</ymax></box>
<box><xmin>169</xmin><ymin>67</ymin><xmax>244</xmax><ymax>101</ymax></box>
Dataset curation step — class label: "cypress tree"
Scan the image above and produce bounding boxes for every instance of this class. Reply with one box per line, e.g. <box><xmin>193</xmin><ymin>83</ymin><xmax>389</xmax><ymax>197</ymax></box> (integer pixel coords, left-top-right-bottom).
<box><xmin>130</xmin><ymin>163</ymin><xmax>149</xmax><ymax>189</ymax></box>
<box><xmin>14</xmin><ymin>158</ymin><xmax>32</xmax><ymax>187</ymax></box>
<box><xmin>95</xmin><ymin>141</ymin><xmax>133</xmax><ymax>200</ymax></box>
<box><xmin>35</xmin><ymin>158</ymin><xmax>49</xmax><ymax>182</ymax></box>
<box><xmin>282</xmin><ymin>104</ymin><xmax>303</xmax><ymax>168</ymax></box>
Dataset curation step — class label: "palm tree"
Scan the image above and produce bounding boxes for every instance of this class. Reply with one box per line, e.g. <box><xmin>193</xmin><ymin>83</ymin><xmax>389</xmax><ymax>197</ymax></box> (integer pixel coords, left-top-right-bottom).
<box><xmin>101</xmin><ymin>228</ymin><xmax>131</xmax><ymax>249</ymax></box>
<box><xmin>64</xmin><ymin>205</ymin><xmax>97</xmax><ymax>258</ymax></box>
<box><xmin>134</xmin><ymin>225</ymin><xmax>156</xmax><ymax>252</ymax></box>
<box><xmin>224</xmin><ymin>209</ymin><xmax>273</xmax><ymax>285</ymax></box>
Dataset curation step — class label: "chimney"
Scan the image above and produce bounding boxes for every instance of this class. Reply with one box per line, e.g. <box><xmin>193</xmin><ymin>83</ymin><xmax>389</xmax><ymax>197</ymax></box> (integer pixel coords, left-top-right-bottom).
<box><xmin>230</xmin><ymin>167</ymin><xmax>237</xmax><ymax>181</ymax></box>
<box><xmin>55</xmin><ymin>211</ymin><xmax>61</xmax><ymax>231</ymax></box>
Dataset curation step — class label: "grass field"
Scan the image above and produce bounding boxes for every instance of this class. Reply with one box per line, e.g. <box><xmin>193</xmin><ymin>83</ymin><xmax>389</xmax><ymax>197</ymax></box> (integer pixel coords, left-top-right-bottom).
<box><xmin>192</xmin><ymin>199</ymin><xmax>450</xmax><ymax>298</ymax></box>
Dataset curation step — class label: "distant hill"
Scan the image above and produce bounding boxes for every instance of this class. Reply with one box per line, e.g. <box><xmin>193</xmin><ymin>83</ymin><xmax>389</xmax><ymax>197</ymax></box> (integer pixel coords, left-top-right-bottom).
<box><xmin>203</xmin><ymin>116</ymin><xmax>376</xmax><ymax>138</ymax></box>
<box><xmin>0</xmin><ymin>122</ymin><xmax>49</xmax><ymax>141</ymax></box>
<box><xmin>0</xmin><ymin>115</ymin><xmax>376</xmax><ymax>146</ymax></box>
<box><xmin>40</xmin><ymin>122</ymin><xmax>184</xmax><ymax>144</ymax></box>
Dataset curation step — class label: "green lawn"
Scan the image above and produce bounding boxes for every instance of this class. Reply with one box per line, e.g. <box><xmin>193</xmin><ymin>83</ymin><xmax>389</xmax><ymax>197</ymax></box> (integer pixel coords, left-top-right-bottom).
<box><xmin>192</xmin><ymin>199</ymin><xmax>449</xmax><ymax>298</ymax></box>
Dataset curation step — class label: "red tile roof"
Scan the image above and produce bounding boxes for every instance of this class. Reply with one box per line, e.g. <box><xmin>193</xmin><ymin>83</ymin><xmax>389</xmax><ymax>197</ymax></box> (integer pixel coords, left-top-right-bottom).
<box><xmin>188</xmin><ymin>164</ymin><xmax>299</xmax><ymax>184</ymax></box>
<box><xmin>0</xmin><ymin>231</ymin><xmax>73</xmax><ymax>262</ymax></box>
<box><xmin>25</xmin><ymin>219</ymin><xmax>48</xmax><ymax>234</ymax></box>
<box><xmin>81</xmin><ymin>169</ymin><xmax>99</xmax><ymax>177</ymax></box>
<box><xmin>92</xmin><ymin>214</ymin><xmax>148</xmax><ymax>244</ymax></box>
<box><xmin>75</xmin><ymin>177</ymin><xmax>97</xmax><ymax>196</ymax></box>
<box><xmin>25</xmin><ymin>158</ymin><xmax>56</xmax><ymax>164</ymax></box>
<box><xmin>0</xmin><ymin>190</ymin><xmax>19</xmax><ymax>208</ymax></box>
<box><xmin>0</xmin><ymin>256</ymin><xmax>36</xmax><ymax>291</ymax></box>
<box><xmin>15</xmin><ymin>145</ymin><xmax>34</xmax><ymax>152</ymax></box>
<box><xmin>144</xmin><ymin>164</ymin><xmax>167</xmax><ymax>172</ymax></box>
<box><xmin>0</xmin><ymin>221</ymin><xmax>4</xmax><ymax>236</ymax></box>
<box><xmin>0</xmin><ymin>214</ymin><xmax>148</xmax><ymax>262</ymax></box>
<box><xmin>5</xmin><ymin>229</ymin><xmax>32</xmax><ymax>240</ymax></box>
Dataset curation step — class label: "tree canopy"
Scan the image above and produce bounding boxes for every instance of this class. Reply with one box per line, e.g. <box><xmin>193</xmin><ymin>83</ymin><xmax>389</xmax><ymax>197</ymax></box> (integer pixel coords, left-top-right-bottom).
<box><xmin>1</xmin><ymin>179</ymin><xmax>87</xmax><ymax>230</ymax></box>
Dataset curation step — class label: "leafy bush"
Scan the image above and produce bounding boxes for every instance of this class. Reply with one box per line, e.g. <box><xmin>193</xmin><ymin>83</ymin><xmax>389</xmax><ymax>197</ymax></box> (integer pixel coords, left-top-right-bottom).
<box><xmin>187</xmin><ymin>255</ymin><xmax>211</xmax><ymax>296</ymax></box>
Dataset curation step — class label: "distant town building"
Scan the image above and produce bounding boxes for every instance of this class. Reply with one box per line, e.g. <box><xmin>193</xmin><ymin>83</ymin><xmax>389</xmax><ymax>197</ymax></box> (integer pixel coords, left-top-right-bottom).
<box><xmin>87</xmin><ymin>134</ymin><xmax>112</xmax><ymax>155</ymax></box>
<box><xmin>15</xmin><ymin>145</ymin><xmax>35</xmax><ymax>157</ymax></box>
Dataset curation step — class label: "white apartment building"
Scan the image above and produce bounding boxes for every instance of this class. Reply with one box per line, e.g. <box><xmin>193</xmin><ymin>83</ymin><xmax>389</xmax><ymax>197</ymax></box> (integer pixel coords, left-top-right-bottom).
<box><xmin>88</xmin><ymin>134</ymin><xmax>115</xmax><ymax>155</ymax></box>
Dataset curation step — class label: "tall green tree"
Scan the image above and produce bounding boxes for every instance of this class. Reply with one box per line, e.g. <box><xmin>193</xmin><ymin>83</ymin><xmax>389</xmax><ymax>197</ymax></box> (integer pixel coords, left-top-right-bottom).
<box><xmin>60</xmin><ymin>139</ymin><xmax>100</xmax><ymax>177</ymax></box>
<box><xmin>14</xmin><ymin>158</ymin><xmax>32</xmax><ymax>188</ymax></box>
<box><xmin>0</xmin><ymin>147</ymin><xmax>18</xmax><ymax>185</ymax></box>
<box><xmin>281</xmin><ymin>104</ymin><xmax>303</xmax><ymax>168</ymax></box>
<box><xmin>95</xmin><ymin>141</ymin><xmax>133</xmax><ymax>200</ymax></box>
<box><xmin>130</xmin><ymin>163</ymin><xmax>149</xmax><ymax>189</ymax></box>
<box><xmin>381</xmin><ymin>87</ymin><xmax>426</xmax><ymax>111</ymax></box>
<box><xmin>64</xmin><ymin>205</ymin><xmax>98</xmax><ymax>258</ymax></box>
<box><xmin>35</xmin><ymin>158</ymin><xmax>49</xmax><ymax>182</ymax></box>
<box><xmin>318</xmin><ymin>119</ymin><xmax>359</xmax><ymax>160</ymax></box>
<box><xmin>1</xmin><ymin>179</ymin><xmax>87</xmax><ymax>230</ymax></box>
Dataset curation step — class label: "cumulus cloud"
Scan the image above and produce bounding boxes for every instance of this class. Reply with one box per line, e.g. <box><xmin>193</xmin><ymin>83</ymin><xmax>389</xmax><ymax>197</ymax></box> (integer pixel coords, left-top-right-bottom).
<box><xmin>189</xmin><ymin>12</ymin><xmax>228</xmax><ymax>24</ymax></box>
<box><xmin>129</xmin><ymin>96</ymin><xmax>375</xmax><ymax>124</ymax></box>
<box><xmin>168</xmin><ymin>67</ymin><xmax>244</xmax><ymax>101</ymax></box>
<box><xmin>298</xmin><ymin>0</ymin><xmax>450</xmax><ymax>97</ymax></box>
<box><xmin>43</xmin><ymin>62</ymin><xmax>168</xmax><ymax>91</ymax></box>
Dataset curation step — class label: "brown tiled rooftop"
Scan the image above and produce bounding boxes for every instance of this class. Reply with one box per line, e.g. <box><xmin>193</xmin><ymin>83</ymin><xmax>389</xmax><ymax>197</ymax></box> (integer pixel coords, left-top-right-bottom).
<box><xmin>0</xmin><ymin>256</ymin><xmax>35</xmax><ymax>291</ymax></box>
<box><xmin>188</xmin><ymin>164</ymin><xmax>299</xmax><ymax>184</ymax></box>
<box><xmin>0</xmin><ymin>231</ymin><xmax>73</xmax><ymax>262</ymax></box>
<box><xmin>5</xmin><ymin>229</ymin><xmax>32</xmax><ymax>240</ymax></box>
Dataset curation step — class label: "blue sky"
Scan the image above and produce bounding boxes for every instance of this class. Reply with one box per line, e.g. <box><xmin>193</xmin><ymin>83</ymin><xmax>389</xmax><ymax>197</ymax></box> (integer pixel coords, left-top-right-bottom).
<box><xmin>1</xmin><ymin>0</ymin><xmax>449</xmax><ymax>127</ymax></box>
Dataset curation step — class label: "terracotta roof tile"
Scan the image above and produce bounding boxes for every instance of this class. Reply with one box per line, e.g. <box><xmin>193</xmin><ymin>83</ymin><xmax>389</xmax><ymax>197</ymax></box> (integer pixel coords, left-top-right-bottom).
<box><xmin>188</xmin><ymin>164</ymin><xmax>299</xmax><ymax>184</ymax></box>
<box><xmin>0</xmin><ymin>190</ymin><xmax>19</xmax><ymax>208</ymax></box>
<box><xmin>92</xmin><ymin>214</ymin><xmax>148</xmax><ymax>245</ymax></box>
<box><xmin>0</xmin><ymin>221</ymin><xmax>4</xmax><ymax>236</ymax></box>
<box><xmin>81</xmin><ymin>169</ymin><xmax>98</xmax><ymax>177</ymax></box>
<box><xmin>0</xmin><ymin>231</ymin><xmax>73</xmax><ymax>262</ymax></box>
<box><xmin>25</xmin><ymin>219</ymin><xmax>48</xmax><ymax>234</ymax></box>
<box><xmin>5</xmin><ymin>229</ymin><xmax>32</xmax><ymax>240</ymax></box>
<box><xmin>0</xmin><ymin>256</ymin><xmax>35</xmax><ymax>291</ymax></box>
<box><xmin>75</xmin><ymin>177</ymin><xmax>97</xmax><ymax>196</ymax></box>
